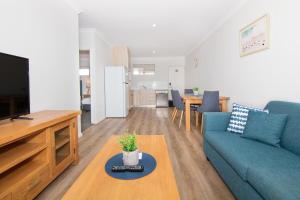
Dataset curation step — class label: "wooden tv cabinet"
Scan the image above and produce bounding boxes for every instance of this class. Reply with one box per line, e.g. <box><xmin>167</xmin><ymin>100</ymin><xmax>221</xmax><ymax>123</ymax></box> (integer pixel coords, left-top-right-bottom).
<box><xmin>0</xmin><ymin>110</ymin><xmax>80</xmax><ymax>200</ymax></box>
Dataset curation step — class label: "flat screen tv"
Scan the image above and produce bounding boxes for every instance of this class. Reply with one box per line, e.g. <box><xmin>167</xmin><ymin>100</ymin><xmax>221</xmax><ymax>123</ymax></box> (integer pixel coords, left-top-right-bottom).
<box><xmin>0</xmin><ymin>52</ymin><xmax>30</xmax><ymax>120</ymax></box>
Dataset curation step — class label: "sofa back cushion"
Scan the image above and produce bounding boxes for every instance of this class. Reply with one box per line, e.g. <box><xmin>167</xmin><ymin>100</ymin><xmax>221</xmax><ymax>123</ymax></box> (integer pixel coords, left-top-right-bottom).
<box><xmin>265</xmin><ymin>101</ymin><xmax>300</xmax><ymax>155</ymax></box>
<box><xmin>242</xmin><ymin>111</ymin><xmax>288</xmax><ymax>147</ymax></box>
<box><xmin>227</xmin><ymin>103</ymin><xmax>266</xmax><ymax>134</ymax></box>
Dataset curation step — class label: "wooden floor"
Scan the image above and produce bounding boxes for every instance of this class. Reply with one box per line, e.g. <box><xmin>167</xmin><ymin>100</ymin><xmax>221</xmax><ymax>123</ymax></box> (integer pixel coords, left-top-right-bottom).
<box><xmin>36</xmin><ymin>108</ymin><xmax>234</xmax><ymax>200</ymax></box>
<box><xmin>81</xmin><ymin>110</ymin><xmax>91</xmax><ymax>132</ymax></box>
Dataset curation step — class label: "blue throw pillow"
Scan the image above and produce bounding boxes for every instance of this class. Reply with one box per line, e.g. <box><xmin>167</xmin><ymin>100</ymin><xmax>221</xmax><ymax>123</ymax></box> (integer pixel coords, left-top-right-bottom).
<box><xmin>227</xmin><ymin>103</ymin><xmax>267</xmax><ymax>134</ymax></box>
<box><xmin>242</xmin><ymin>111</ymin><xmax>288</xmax><ymax>147</ymax></box>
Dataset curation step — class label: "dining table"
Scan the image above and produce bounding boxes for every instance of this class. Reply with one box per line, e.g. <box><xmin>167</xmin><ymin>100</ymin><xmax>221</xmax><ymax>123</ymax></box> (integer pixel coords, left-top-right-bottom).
<box><xmin>182</xmin><ymin>95</ymin><xmax>230</xmax><ymax>131</ymax></box>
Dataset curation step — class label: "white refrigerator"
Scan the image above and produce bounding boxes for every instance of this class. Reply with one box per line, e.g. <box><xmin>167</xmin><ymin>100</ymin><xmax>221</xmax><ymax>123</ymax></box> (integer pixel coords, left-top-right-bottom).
<box><xmin>105</xmin><ymin>66</ymin><xmax>129</xmax><ymax>117</ymax></box>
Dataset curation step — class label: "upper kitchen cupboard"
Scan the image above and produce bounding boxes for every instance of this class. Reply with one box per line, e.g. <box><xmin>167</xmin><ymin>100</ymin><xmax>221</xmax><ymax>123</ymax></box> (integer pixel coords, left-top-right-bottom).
<box><xmin>112</xmin><ymin>46</ymin><xmax>130</xmax><ymax>68</ymax></box>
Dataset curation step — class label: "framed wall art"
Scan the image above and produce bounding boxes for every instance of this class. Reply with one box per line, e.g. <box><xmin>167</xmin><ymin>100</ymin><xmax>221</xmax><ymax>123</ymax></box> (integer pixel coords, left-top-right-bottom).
<box><xmin>240</xmin><ymin>14</ymin><xmax>270</xmax><ymax>57</ymax></box>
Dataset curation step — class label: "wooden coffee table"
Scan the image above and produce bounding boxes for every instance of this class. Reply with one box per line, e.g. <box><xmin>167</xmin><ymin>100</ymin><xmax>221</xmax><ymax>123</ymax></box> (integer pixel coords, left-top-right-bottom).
<box><xmin>62</xmin><ymin>135</ymin><xmax>180</xmax><ymax>200</ymax></box>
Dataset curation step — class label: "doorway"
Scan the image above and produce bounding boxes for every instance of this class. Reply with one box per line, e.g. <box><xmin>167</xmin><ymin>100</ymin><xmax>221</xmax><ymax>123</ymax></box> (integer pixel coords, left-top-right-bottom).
<box><xmin>169</xmin><ymin>66</ymin><xmax>184</xmax><ymax>94</ymax></box>
<box><xmin>79</xmin><ymin>50</ymin><xmax>92</xmax><ymax>132</ymax></box>
<box><xmin>168</xmin><ymin>65</ymin><xmax>184</xmax><ymax>97</ymax></box>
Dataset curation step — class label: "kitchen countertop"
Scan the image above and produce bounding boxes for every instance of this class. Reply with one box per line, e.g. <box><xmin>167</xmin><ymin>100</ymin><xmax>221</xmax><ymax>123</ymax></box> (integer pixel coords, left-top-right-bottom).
<box><xmin>131</xmin><ymin>88</ymin><xmax>169</xmax><ymax>91</ymax></box>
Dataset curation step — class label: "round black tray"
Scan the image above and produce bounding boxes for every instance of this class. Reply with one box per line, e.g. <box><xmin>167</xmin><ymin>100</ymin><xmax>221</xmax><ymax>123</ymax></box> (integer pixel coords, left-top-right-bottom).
<box><xmin>105</xmin><ymin>152</ymin><xmax>156</xmax><ymax>180</ymax></box>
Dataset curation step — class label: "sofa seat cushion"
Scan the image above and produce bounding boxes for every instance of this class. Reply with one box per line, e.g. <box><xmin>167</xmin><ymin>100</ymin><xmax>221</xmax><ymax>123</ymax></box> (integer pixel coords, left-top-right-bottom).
<box><xmin>205</xmin><ymin>131</ymin><xmax>300</xmax><ymax>181</ymax></box>
<box><xmin>248</xmin><ymin>166</ymin><xmax>300</xmax><ymax>200</ymax></box>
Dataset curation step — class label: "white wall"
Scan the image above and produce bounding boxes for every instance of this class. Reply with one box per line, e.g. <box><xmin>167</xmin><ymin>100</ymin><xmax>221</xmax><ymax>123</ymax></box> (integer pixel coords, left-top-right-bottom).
<box><xmin>185</xmin><ymin>0</ymin><xmax>300</xmax><ymax>109</ymax></box>
<box><xmin>0</xmin><ymin>0</ymin><xmax>81</xmax><ymax>134</ymax></box>
<box><xmin>80</xmin><ymin>29</ymin><xmax>111</xmax><ymax>124</ymax></box>
<box><xmin>131</xmin><ymin>57</ymin><xmax>185</xmax><ymax>90</ymax></box>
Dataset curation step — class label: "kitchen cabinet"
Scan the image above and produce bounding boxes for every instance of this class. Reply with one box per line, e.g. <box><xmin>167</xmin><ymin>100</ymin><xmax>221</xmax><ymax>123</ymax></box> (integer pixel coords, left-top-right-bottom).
<box><xmin>133</xmin><ymin>90</ymin><xmax>156</xmax><ymax>107</ymax></box>
<box><xmin>112</xmin><ymin>46</ymin><xmax>130</xmax><ymax>68</ymax></box>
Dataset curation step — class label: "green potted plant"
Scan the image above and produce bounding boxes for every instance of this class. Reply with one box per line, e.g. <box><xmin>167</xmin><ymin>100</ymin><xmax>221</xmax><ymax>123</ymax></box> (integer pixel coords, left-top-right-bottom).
<box><xmin>119</xmin><ymin>133</ymin><xmax>139</xmax><ymax>166</ymax></box>
<box><xmin>193</xmin><ymin>87</ymin><xmax>199</xmax><ymax>95</ymax></box>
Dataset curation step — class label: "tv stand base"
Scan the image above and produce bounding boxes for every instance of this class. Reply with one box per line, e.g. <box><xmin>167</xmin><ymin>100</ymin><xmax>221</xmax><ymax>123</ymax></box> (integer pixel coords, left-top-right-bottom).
<box><xmin>10</xmin><ymin>116</ymin><xmax>34</xmax><ymax>121</ymax></box>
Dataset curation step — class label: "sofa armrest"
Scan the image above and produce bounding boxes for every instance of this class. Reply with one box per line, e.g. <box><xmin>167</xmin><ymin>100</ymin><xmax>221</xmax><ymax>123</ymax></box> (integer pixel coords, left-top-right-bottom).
<box><xmin>203</xmin><ymin>112</ymin><xmax>231</xmax><ymax>134</ymax></box>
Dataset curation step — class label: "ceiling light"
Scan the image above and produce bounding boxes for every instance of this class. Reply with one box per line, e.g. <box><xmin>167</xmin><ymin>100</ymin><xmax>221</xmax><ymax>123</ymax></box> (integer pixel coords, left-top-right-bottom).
<box><xmin>152</xmin><ymin>50</ymin><xmax>156</xmax><ymax>54</ymax></box>
<box><xmin>152</xmin><ymin>24</ymin><xmax>157</xmax><ymax>28</ymax></box>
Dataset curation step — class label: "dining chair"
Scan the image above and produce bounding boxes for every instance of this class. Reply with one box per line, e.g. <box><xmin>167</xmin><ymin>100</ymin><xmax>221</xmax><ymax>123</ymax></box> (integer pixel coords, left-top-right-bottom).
<box><xmin>196</xmin><ymin>91</ymin><xmax>220</xmax><ymax>133</ymax></box>
<box><xmin>170</xmin><ymin>90</ymin><xmax>178</xmax><ymax>121</ymax></box>
<box><xmin>171</xmin><ymin>90</ymin><xmax>197</xmax><ymax>128</ymax></box>
<box><xmin>184</xmin><ymin>89</ymin><xmax>194</xmax><ymax>94</ymax></box>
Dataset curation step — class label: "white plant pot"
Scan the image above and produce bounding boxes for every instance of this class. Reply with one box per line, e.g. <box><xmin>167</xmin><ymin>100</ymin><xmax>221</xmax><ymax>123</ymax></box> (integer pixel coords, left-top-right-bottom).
<box><xmin>193</xmin><ymin>91</ymin><xmax>199</xmax><ymax>95</ymax></box>
<box><xmin>122</xmin><ymin>150</ymin><xmax>139</xmax><ymax>166</ymax></box>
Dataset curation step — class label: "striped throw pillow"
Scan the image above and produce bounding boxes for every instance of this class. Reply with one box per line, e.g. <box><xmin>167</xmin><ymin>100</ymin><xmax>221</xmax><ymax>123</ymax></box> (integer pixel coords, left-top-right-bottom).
<box><xmin>227</xmin><ymin>103</ymin><xmax>267</xmax><ymax>134</ymax></box>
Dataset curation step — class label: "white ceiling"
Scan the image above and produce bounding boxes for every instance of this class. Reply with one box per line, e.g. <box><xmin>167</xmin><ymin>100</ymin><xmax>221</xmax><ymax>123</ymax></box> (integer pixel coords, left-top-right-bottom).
<box><xmin>70</xmin><ymin>0</ymin><xmax>247</xmax><ymax>57</ymax></box>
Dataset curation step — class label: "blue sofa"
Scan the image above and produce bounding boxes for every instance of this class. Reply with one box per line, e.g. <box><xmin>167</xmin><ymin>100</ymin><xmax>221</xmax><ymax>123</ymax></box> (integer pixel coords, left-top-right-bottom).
<box><xmin>203</xmin><ymin>101</ymin><xmax>300</xmax><ymax>200</ymax></box>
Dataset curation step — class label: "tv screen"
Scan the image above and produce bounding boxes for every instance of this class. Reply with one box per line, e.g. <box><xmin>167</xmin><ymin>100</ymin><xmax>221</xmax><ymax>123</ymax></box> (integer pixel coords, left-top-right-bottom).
<box><xmin>0</xmin><ymin>52</ymin><xmax>30</xmax><ymax>120</ymax></box>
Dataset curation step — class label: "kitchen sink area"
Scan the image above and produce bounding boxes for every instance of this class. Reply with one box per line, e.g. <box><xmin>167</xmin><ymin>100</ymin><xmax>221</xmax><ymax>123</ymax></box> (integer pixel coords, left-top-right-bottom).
<box><xmin>131</xmin><ymin>88</ymin><xmax>169</xmax><ymax>108</ymax></box>
<box><xmin>132</xmin><ymin>89</ymin><xmax>156</xmax><ymax>107</ymax></box>
<box><xmin>131</xmin><ymin>83</ymin><xmax>169</xmax><ymax>108</ymax></box>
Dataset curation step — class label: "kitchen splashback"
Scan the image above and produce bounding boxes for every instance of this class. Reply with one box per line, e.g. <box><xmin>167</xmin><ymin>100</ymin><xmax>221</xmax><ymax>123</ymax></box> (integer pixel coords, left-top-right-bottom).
<box><xmin>131</xmin><ymin>81</ymin><xmax>169</xmax><ymax>90</ymax></box>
